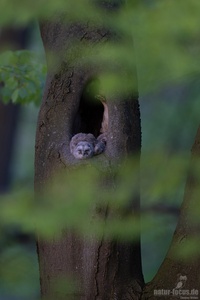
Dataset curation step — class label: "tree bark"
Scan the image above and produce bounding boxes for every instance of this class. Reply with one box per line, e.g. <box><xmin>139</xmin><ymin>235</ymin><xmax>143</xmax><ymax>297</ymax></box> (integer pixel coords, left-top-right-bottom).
<box><xmin>35</xmin><ymin>7</ymin><xmax>143</xmax><ymax>300</ymax></box>
<box><xmin>142</xmin><ymin>126</ymin><xmax>200</xmax><ymax>299</ymax></box>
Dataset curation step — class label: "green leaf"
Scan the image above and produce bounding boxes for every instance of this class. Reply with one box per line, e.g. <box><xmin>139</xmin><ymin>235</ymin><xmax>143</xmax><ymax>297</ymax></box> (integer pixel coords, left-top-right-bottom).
<box><xmin>6</xmin><ymin>77</ymin><xmax>18</xmax><ymax>90</ymax></box>
<box><xmin>19</xmin><ymin>88</ymin><xmax>28</xmax><ymax>99</ymax></box>
<box><xmin>0</xmin><ymin>87</ymin><xmax>11</xmax><ymax>104</ymax></box>
<box><xmin>11</xmin><ymin>89</ymin><xmax>19</xmax><ymax>103</ymax></box>
<box><xmin>0</xmin><ymin>50</ymin><xmax>46</xmax><ymax>105</ymax></box>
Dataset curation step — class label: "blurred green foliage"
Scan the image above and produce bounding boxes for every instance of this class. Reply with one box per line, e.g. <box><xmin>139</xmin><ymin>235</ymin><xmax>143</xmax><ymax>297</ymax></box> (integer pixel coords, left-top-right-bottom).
<box><xmin>0</xmin><ymin>50</ymin><xmax>46</xmax><ymax>105</ymax></box>
<box><xmin>0</xmin><ymin>245</ymin><xmax>39</xmax><ymax>298</ymax></box>
<box><xmin>1</xmin><ymin>0</ymin><xmax>200</xmax><ymax>101</ymax></box>
<box><xmin>0</xmin><ymin>0</ymin><xmax>200</xmax><ymax>298</ymax></box>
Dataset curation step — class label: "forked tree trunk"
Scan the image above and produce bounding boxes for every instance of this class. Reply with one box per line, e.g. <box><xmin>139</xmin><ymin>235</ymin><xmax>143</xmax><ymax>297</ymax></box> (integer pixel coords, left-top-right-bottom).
<box><xmin>35</xmin><ymin>9</ymin><xmax>143</xmax><ymax>300</ymax></box>
<box><xmin>35</xmin><ymin>5</ymin><xmax>200</xmax><ymax>300</ymax></box>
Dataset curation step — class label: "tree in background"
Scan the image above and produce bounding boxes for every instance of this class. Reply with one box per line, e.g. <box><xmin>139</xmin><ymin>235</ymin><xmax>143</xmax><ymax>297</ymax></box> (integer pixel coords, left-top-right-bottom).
<box><xmin>0</xmin><ymin>27</ymin><xmax>29</xmax><ymax>192</ymax></box>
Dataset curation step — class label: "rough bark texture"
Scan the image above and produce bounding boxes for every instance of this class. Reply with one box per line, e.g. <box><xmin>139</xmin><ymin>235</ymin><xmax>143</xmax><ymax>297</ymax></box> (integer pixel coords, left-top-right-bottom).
<box><xmin>35</xmin><ymin>6</ymin><xmax>143</xmax><ymax>300</ymax></box>
<box><xmin>142</xmin><ymin>126</ymin><xmax>200</xmax><ymax>299</ymax></box>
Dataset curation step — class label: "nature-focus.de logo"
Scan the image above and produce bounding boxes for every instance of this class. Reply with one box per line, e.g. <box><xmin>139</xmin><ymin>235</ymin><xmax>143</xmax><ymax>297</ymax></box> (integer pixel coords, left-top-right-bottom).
<box><xmin>153</xmin><ymin>274</ymin><xmax>199</xmax><ymax>299</ymax></box>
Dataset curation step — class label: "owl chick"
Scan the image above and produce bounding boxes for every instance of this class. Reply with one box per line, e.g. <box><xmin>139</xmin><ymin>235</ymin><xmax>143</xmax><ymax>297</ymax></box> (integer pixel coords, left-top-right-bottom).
<box><xmin>70</xmin><ymin>133</ymin><xmax>107</xmax><ymax>159</ymax></box>
<box><xmin>94</xmin><ymin>133</ymin><xmax>107</xmax><ymax>155</ymax></box>
<box><xmin>70</xmin><ymin>133</ymin><xmax>96</xmax><ymax>159</ymax></box>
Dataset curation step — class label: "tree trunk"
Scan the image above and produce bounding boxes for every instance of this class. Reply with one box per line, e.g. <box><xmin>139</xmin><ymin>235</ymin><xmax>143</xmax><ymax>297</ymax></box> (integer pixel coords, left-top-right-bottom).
<box><xmin>142</xmin><ymin>126</ymin><xmax>200</xmax><ymax>299</ymax></box>
<box><xmin>0</xmin><ymin>102</ymin><xmax>20</xmax><ymax>192</ymax></box>
<box><xmin>35</xmin><ymin>8</ymin><xmax>143</xmax><ymax>300</ymax></box>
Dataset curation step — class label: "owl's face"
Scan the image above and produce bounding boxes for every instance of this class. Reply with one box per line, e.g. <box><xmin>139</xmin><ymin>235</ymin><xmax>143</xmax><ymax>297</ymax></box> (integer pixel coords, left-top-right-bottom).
<box><xmin>73</xmin><ymin>141</ymin><xmax>94</xmax><ymax>159</ymax></box>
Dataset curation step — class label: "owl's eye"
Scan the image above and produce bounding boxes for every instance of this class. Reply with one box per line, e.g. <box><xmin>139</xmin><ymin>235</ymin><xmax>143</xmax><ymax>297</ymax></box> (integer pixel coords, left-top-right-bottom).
<box><xmin>85</xmin><ymin>150</ymin><xmax>89</xmax><ymax>155</ymax></box>
<box><xmin>78</xmin><ymin>150</ymin><xmax>82</xmax><ymax>154</ymax></box>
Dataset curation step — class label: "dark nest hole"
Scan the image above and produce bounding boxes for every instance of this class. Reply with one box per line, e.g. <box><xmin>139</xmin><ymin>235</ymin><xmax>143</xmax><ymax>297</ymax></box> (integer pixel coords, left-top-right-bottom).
<box><xmin>72</xmin><ymin>79</ymin><xmax>105</xmax><ymax>138</ymax></box>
